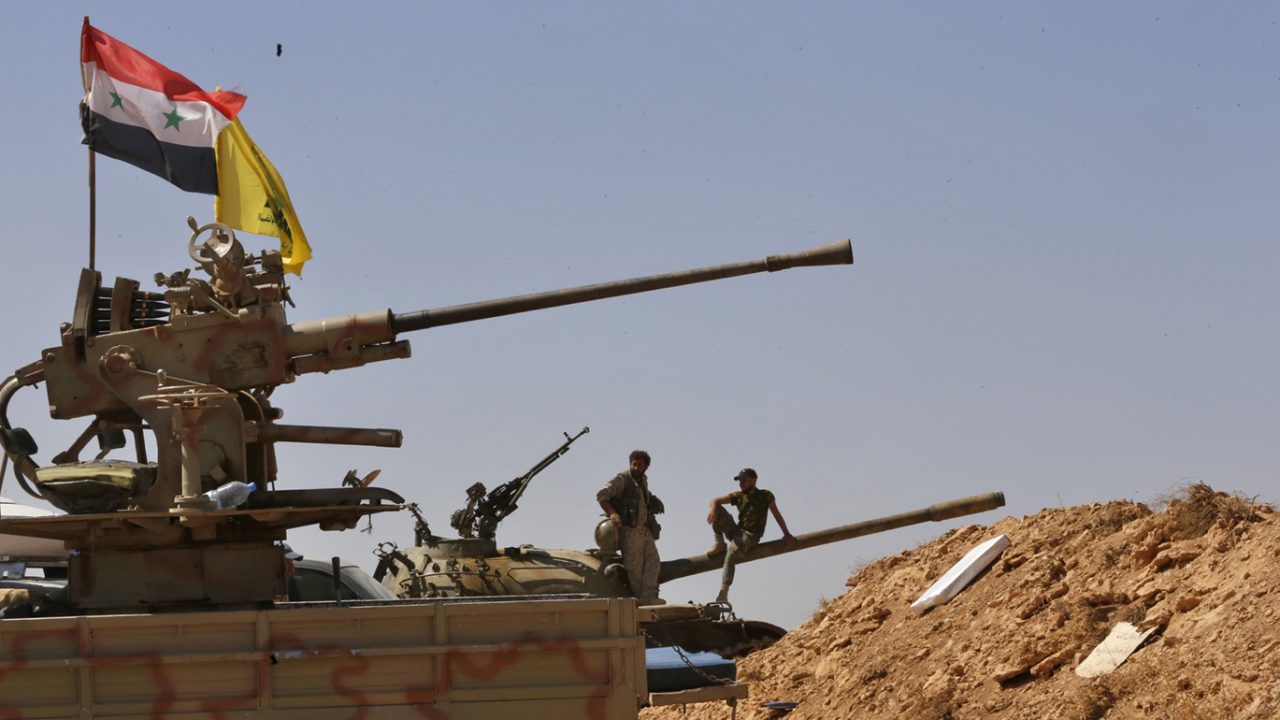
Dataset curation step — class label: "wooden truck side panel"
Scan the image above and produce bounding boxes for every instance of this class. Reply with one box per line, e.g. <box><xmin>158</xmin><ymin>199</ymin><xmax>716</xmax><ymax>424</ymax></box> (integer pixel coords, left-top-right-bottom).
<box><xmin>0</xmin><ymin>597</ymin><xmax>646</xmax><ymax>719</ymax></box>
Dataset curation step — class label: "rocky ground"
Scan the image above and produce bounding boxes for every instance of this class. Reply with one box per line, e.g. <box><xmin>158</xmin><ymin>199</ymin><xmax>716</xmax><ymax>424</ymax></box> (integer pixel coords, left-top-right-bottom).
<box><xmin>643</xmin><ymin>484</ymin><xmax>1280</xmax><ymax>720</ymax></box>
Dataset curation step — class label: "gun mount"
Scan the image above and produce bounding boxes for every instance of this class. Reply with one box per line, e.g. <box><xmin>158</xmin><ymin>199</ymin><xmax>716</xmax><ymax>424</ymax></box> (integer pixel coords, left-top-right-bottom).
<box><xmin>450</xmin><ymin>427</ymin><xmax>590</xmax><ymax>540</ymax></box>
<box><xmin>0</xmin><ymin>218</ymin><xmax>852</xmax><ymax>611</ymax></box>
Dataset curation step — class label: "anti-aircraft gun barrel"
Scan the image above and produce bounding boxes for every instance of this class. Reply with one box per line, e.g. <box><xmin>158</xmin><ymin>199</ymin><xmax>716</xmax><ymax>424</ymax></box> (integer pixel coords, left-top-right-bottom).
<box><xmin>283</xmin><ymin>239</ymin><xmax>852</xmax><ymax>374</ymax></box>
<box><xmin>389</xmin><ymin>239</ymin><xmax>853</xmax><ymax>332</ymax></box>
<box><xmin>657</xmin><ymin>491</ymin><xmax>1006</xmax><ymax>584</ymax></box>
<box><xmin>256</xmin><ymin>424</ymin><xmax>403</xmax><ymax>448</ymax></box>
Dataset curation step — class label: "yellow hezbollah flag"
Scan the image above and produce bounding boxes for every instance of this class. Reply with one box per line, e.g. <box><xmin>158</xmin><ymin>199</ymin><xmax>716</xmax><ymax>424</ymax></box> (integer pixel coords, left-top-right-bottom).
<box><xmin>215</xmin><ymin>119</ymin><xmax>312</xmax><ymax>275</ymax></box>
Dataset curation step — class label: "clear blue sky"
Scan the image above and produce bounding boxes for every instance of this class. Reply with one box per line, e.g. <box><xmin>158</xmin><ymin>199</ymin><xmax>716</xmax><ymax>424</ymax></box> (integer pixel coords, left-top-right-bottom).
<box><xmin>2</xmin><ymin>4</ymin><xmax>1277</xmax><ymax>629</ymax></box>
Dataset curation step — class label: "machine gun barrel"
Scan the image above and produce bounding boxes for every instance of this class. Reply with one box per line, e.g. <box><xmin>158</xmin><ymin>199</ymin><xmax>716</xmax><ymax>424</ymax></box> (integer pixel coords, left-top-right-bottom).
<box><xmin>389</xmin><ymin>239</ymin><xmax>853</xmax><ymax>333</ymax></box>
<box><xmin>506</xmin><ymin>426</ymin><xmax>590</xmax><ymax>500</ymax></box>
<box><xmin>657</xmin><ymin>491</ymin><xmax>1006</xmax><ymax>584</ymax></box>
<box><xmin>468</xmin><ymin>426</ymin><xmax>590</xmax><ymax>539</ymax></box>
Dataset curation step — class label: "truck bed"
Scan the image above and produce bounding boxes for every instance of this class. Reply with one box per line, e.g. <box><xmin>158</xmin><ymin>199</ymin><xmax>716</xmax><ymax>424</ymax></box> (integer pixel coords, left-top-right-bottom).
<box><xmin>0</xmin><ymin>596</ymin><xmax>646</xmax><ymax>719</ymax></box>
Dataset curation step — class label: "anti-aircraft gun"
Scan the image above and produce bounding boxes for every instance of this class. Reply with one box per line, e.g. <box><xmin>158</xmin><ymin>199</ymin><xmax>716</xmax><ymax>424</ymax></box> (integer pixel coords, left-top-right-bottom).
<box><xmin>0</xmin><ymin>218</ymin><xmax>852</xmax><ymax>612</ymax></box>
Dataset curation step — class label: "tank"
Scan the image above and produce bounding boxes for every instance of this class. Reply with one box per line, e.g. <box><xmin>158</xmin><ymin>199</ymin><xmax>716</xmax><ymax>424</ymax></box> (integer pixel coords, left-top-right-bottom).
<box><xmin>0</xmin><ymin>217</ymin><xmax>853</xmax><ymax>612</ymax></box>
<box><xmin>374</xmin><ymin>481</ymin><xmax>1006</xmax><ymax>654</ymax></box>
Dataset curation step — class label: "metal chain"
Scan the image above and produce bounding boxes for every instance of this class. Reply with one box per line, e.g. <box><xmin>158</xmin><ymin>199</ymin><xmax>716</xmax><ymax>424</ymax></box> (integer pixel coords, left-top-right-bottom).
<box><xmin>670</xmin><ymin>644</ymin><xmax>736</xmax><ymax>686</ymax></box>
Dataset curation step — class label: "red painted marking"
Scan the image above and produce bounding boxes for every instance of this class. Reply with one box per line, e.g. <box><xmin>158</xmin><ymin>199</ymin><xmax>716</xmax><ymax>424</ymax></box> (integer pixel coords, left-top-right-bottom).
<box><xmin>142</xmin><ymin>655</ymin><xmax>178</xmax><ymax>720</ymax></box>
<box><xmin>0</xmin><ymin>618</ymin><xmax>628</xmax><ymax>719</ymax></box>
<box><xmin>0</xmin><ymin>625</ymin><xmax>80</xmax><ymax>720</ymax></box>
<box><xmin>438</xmin><ymin>632</ymin><xmax>611</xmax><ymax>720</ymax></box>
<box><xmin>329</xmin><ymin>654</ymin><xmax>376</xmax><ymax>720</ymax></box>
<box><xmin>55</xmin><ymin>352</ymin><xmax>117</xmax><ymax>418</ymax></box>
<box><xmin>190</xmin><ymin>318</ymin><xmax>285</xmax><ymax>384</ymax></box>
<box><xmin>269</xmin><ymin>626</ymin><xmax>613</xmax><ymax>718</ymax></box>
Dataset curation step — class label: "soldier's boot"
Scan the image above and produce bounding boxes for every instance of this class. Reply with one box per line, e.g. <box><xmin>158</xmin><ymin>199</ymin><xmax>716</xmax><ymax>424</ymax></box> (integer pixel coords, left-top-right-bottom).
<box><xmin>706</xmin><ymin>533</ymin><xmax>726</xmax><ymax>557</ymax></box>
<box><xmin>715</xmin><ymin>584</ymin><xmax>730</xmax><ymax>603</ymax></box>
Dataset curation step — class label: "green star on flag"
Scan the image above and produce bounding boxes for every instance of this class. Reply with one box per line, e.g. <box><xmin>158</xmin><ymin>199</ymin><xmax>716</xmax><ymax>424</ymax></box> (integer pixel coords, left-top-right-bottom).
<box><xmin>162</xmin><ymin>108</ymin><xmax>184</xmax><ymax>130</ymax></box>
<box><xmin>80</xmin><ymin>19</ymin><xmax>246</xmax><ymax>194</ymax></box>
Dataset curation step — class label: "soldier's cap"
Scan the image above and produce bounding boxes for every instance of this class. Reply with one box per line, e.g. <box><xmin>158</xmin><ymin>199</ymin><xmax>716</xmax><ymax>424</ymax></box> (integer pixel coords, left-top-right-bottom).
<box><xmin>733</xmin><ymin>468</ymin><xmax>758</xmax><ymax>481</ymax></box>
<box><xmin>281</xmin><ymin>543</ymin><xmax>303</xmax><ymax>561</ymax></box>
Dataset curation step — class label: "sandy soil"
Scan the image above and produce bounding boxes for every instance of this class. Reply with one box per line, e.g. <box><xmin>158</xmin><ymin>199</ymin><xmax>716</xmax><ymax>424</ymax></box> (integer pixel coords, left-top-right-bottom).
<box><xmin>643</xmin><ymin>484</ymin><xmax>1279</xmax><ymax>720</ymax></box>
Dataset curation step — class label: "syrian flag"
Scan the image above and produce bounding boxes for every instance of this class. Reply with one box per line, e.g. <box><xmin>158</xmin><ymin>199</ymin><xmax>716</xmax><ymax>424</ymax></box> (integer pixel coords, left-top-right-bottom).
<box><xmin>80</xmin><ymin>20</ymin><xmax>247</xmax><ymax>194</ymax></box>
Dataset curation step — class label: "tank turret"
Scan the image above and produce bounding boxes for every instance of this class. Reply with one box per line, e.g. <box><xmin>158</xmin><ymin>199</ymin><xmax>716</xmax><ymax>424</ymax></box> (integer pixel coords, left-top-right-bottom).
<box><xmin>375</xmin><ymin>488</ymin><xmax>1004</xmax><ymax>655</ymax></box>
<box><xmin>0</xmin><ymin>218</ymin><xmax>852</xmax><ymax>611</ymax></box>
<box><xmin>377</xmin><ymin>492</ymin><xmax>1005</xmax><ymax>599</ymax></box>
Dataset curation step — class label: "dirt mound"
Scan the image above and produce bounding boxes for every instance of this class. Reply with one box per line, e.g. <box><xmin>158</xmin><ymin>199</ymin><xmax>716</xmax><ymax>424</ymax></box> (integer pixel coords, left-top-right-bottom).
<box><xmin>643</xmin><ymin>484</ymin><xmax>1280</xmax><ymax>719</ymax></box>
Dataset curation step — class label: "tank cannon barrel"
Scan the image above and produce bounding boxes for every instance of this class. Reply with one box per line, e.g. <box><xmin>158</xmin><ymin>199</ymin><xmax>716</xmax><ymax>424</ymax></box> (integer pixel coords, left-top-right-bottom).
<box><xmin>658</xmin><ymin>491</ymin><xmax>1006</xmax><ymax>584</ymax></box>
<box><xmin>389</xmin><ymin>239</ymin><xmax>853</xmax><ymax>333</ymax></box>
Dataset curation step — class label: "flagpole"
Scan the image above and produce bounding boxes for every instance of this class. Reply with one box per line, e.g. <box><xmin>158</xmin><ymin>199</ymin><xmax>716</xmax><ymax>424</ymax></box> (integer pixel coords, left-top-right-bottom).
<box><xmin>85</xmin><ymin>16</ymin><xmax>96</xmax><ymax>271</ymax></box>
<box><xmin>89</xmin><ymin>146</ymin><xmax>96</xmax><ymax>271</ymax></box>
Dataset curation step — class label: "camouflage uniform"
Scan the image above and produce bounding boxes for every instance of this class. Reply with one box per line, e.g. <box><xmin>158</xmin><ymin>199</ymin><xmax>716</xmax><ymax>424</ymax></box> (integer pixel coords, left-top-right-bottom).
<box><xmin>711</xmin><ymin>488</ymin><xmax>776</xmax><ymax>591</ymax></box>
<box><xmin>597</xmin><ymin>470</ymin><xmax>661</xmax><ymax>603</ymax></box>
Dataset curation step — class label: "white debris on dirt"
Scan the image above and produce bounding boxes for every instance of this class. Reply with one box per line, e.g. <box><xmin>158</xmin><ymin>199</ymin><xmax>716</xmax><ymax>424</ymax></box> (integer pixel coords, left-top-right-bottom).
<box><xmin>1073</xmin><ymin>621</ymin><xmax>1160</xmax><ymax>678</ymax></box>
<box><xmin>910</xmin><ymin>534</ymin><xmax>1011</xmax><ymax>613</ymax></box>
<box><xmin>643</xmin><ymin>484</ymin><xmax>1280</xmax><ymax>720</ymax></box>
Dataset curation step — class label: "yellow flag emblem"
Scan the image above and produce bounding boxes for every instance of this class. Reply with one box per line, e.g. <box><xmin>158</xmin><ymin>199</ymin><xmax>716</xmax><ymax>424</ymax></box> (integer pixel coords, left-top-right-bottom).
<box><xmin>215</xmin><ymin>119</ymin><xmax>312</xmax><ymax>275</ymax></box>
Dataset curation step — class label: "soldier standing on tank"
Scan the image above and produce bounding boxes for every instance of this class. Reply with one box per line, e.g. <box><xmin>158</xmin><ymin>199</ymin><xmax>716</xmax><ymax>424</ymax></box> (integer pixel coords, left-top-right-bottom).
<box><xmin>706</xmin><ymin>467</ymin><xmax>795</xmax><ymax>604</ymax></box>
<box><xmin>597</xmin><ymin>449</ymin><xmax>664</xmax><ymax>605</ymax></box>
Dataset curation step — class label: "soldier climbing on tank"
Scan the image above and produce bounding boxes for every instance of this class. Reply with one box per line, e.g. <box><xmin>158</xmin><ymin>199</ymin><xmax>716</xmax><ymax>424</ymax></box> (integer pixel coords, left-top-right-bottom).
<box><xmin>706</xmin><ymin>467</ymin><xmax>795</xmax><ymax>604</ymax></box>
<box><xmin>597</xmin><ymin>449</ymin><xmax>665</xmax><ymax>605</ymax></box>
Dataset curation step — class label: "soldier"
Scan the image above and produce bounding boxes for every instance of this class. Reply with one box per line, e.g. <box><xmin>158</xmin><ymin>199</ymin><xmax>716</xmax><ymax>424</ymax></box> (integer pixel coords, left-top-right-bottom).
<box><xmin>280</xmin><ymin>542</ymin><xmax>303</xmax><ymax>601</ymax></box>
<box><xmin>706</xmin><ymin>467</ymin><xmax>795</xmax><ymax>604</ymax></box>
<box><xmin>282</xmin><ymin>543</ymin><xmax>302</xmax><ymax>576</ymax></box>
<box><xmin>597</xmin><ymin>449</ymin><xmax>664</xmax><ymax>605</ymax></box>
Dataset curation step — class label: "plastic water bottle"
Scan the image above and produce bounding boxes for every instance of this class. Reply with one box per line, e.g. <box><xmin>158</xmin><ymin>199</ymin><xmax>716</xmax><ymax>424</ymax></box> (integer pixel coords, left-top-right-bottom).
<box><xmin>202</xmin><ymin>481</ymin><xmax>257</xmax><ymax>510</ymax></box>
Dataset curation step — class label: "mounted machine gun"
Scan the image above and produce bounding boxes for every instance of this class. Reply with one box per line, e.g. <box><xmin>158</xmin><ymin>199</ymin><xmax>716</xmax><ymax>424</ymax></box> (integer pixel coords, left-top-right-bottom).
<box><xmin>451</xmin><ymin>426</ymin><xmax>589</xmax><ymax>540</ymax></box>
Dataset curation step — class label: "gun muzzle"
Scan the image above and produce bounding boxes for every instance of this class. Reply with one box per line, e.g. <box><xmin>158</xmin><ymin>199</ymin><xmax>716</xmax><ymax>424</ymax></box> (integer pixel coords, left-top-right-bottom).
<box><xmin>764</xmin><ymin>239</ymin><xmax>855</xmax><ymax>271</ymax></box>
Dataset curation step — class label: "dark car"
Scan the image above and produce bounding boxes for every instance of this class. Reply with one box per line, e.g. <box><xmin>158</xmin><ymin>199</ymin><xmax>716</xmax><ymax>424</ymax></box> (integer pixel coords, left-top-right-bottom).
<box><xmin>287</xmin><ymin>559</ymin><xmax>398</xmax><ymax>602</ymax></box>
<box><xmin>2</xmin><ymin>557</ymin><xmax>393</xmax><ymax>615</ymax></box>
